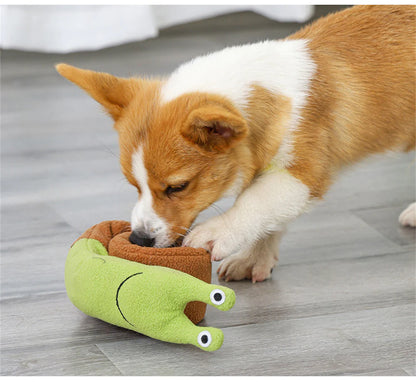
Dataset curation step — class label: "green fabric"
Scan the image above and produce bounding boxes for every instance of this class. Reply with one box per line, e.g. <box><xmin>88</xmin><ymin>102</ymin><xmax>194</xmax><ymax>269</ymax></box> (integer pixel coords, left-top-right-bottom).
<box><xmin>65</xmin><ymin>238</ymin><xmax>235</xmax><ymax>351</ymax></box>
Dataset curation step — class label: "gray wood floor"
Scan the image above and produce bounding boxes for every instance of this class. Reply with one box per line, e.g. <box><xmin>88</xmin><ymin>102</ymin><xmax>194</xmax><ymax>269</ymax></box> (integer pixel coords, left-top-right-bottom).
<box><xmin>1</xmin><ymin>6</ymin><xmax>415</xmax><ymax>376</ymax></box>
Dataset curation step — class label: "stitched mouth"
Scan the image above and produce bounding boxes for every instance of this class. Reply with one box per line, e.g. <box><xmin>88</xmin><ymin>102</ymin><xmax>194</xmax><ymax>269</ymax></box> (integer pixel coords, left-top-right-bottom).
<box><xmin>116</xmin><ymin>272</ymin><xmax>143</xmax><ymax>327</ymax></box>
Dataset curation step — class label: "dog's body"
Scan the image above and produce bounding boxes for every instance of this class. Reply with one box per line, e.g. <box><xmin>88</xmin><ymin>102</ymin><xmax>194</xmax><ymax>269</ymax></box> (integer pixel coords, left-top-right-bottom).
<box><xmin>57</xmin><ymin>5</ymin><xmax>415</xmax><ymax>282</ymax></box>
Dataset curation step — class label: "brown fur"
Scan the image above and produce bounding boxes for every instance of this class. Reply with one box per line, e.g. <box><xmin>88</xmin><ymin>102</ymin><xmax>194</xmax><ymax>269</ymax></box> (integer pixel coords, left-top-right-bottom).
<box><xmin>55</xmin><ymin>65</ymin><xmax>253</xmax><ymax>240</ymax></box>
<box><xmin>55</xmin><ymin>64</ymin><xmax>141</xmax><ymax>121</ymax></box>
<box><xmin>287</xmin><ymin>5</ymin><xmax>415</xmax><ymax>197</ymax></box>
<box><xmin>56</xmin><ymin>5</ymin><xmax>415</xmax><ymax>242</ymax></box>
<box><xmin>244</xmin><ymin>84</ymin><xmax>292</xmax><ymax>176</ymax></box>
<box><xmin>135</xmin><ymin>93</ymin><xmax>249</xmax><ymax>240</ymax></box>
<box><xmin>138</xmin><ymin>89</ymin><xmax>293</xmax><ymax>240</ymax></box>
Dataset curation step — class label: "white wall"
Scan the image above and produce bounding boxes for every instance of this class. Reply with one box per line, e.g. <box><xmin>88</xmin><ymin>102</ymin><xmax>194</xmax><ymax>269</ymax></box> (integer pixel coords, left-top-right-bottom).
<box><xmin>0</xmin><ymin>5</ymin><xmax>314</xmax><ymax>53</ymax></box>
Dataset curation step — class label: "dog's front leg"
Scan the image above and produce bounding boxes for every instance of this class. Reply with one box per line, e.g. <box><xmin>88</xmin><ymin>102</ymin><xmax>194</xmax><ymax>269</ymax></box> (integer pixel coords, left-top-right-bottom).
<box><xmin>183</xmin><ymin>169</ymin><xmax>311</xmax><ymax>261</ymax></box>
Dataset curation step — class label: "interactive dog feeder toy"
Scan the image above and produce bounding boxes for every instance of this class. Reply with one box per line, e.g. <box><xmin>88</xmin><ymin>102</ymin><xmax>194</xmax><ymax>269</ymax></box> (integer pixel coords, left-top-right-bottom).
<box><xmin>65</xmin><ymin>220</ymin><xmax>235</xmax><ymax>351</ymax></box>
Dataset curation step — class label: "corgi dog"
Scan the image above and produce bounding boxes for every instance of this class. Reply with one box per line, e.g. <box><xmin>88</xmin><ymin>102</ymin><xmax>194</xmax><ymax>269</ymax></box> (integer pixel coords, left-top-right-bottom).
<box><xmin>57</xmin><ymin>5</ymin><xmax>415</xmax><ymax>283</ymax></box>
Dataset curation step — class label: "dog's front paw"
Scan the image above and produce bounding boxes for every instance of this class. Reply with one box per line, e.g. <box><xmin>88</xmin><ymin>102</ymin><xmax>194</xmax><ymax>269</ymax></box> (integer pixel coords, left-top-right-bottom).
<box><xmin>217</xmin><ymin>249</ymin><xmax>276</xmax><ymax>283</ymax></box>
<box><xmin>217</xmin><ymin>253</ymin><xmax>254</xmax><ymax>282</ymax></box>
<box><xmin>183</xmin><ymin>217</ymin><xmax>240</xmax><ymax>261</ymax></box>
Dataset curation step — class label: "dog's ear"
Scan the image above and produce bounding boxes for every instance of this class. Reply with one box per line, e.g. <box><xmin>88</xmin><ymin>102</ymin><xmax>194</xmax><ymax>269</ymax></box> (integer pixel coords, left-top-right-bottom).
<box><xmin>55</xmin><ymin>63</ymin><xmax>137</xmax><ymax>121</ymax></box>
<box><xmin>181</xmin><ymin>105</ymin><xmax>248</xmax><ymax>153</ymax></box>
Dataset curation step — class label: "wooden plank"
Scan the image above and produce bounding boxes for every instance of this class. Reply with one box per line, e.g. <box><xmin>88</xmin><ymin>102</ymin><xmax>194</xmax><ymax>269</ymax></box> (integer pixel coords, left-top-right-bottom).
<box><xmin>279</xmin><ymin>209</ymin><xmax>402</xmax><ymax>266</ymax></box>
<box><xmin>2</xmin><ymin>343</ymin><xmax>122</xmax><ymax>376</ymax></box>
<box><xmin>96</xmin><ymin>304</ymin><xmax>414</xmax><ymax>376</ymax></box>
<box><xmin>207</xmin><ymin>251</ymin><xmax>414</xmax><ymax>327</ymax></box>
<box><xmin>353</xmin><ymin>204</ymin><xmax>416</xmax><ymax>247</ymax></box>
<box><xmin>1</xmin><ymin>251</ymin><xmax>413</xmax><ymax>375</ymax></box>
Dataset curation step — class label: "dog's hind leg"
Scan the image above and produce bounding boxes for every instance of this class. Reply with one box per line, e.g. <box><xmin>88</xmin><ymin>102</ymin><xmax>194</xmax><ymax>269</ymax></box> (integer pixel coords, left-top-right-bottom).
<box><xmin>399</xmin><ymin>202</ymin><xmax>416</xmax><ymax>227</ymax></box>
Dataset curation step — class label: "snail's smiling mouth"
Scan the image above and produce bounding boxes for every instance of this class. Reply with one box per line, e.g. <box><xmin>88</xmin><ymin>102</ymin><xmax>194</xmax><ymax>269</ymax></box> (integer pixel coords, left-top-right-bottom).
<box><xmin>116</xmin><ymin>272</ymin><xmax>143</xmax><ymax>327</ymax></box>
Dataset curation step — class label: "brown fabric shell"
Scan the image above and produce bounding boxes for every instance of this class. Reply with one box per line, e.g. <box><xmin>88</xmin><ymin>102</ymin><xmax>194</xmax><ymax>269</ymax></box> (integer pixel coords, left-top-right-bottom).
<box><xmin>74</xmin><ymin>220</ymin><xmax>211</xmax><ymax>324</ymax></box>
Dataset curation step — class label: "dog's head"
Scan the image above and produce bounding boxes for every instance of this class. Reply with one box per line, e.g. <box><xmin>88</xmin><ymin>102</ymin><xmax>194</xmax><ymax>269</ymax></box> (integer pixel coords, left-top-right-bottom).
<box><xmin>56</xmin><ymin>64</ymin><xmax>252</xmax><ymax>247</ymax></box>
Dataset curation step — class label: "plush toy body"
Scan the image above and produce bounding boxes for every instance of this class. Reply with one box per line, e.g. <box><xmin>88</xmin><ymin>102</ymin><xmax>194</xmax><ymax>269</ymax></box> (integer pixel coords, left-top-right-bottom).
<box><xmin>65</xmin><ymin>237</ymin><xmax>235</xmax><ymax>351</ymax></box>
<box><xmin>77</xmin><ymin>220</ymin><xmax>212</xmax><ymax>324</ymax></box>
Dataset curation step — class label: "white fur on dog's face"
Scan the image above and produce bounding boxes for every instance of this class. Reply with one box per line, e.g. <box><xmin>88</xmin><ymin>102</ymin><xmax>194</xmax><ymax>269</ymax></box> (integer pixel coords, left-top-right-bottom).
<box><xmin>130</xmin><ymin>147</ymin><xmax>171</xmax><ymax>248</ymax></box>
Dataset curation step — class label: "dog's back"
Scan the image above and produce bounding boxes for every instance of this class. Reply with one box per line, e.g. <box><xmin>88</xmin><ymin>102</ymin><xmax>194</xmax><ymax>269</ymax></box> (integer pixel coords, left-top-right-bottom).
<box><xmin>287</xmin><ymin>5</ymin><xmax>415</xmax><ymax>197</ymax></box>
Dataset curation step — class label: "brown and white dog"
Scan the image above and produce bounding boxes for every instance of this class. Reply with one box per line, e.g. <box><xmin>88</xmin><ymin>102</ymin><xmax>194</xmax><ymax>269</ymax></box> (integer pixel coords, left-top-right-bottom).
<box><xmin>57</xmin><ymin>5</ymin><xmax>415</xmax><ymax>282</ymax></box>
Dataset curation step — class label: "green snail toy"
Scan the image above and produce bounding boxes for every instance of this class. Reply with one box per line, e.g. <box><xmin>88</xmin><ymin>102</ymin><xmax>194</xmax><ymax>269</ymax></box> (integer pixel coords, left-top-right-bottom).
<box><xmin>65</xmin><ymin>231</ymin><xmax>236</xmax><ymax>351</ymax></box>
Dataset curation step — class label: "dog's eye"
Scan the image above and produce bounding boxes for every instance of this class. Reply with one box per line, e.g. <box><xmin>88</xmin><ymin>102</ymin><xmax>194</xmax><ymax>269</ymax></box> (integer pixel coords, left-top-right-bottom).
<box><xmin>165</xmin><ymin>182</ymin><xmax>189</xmax><ymax>197</ymax></box>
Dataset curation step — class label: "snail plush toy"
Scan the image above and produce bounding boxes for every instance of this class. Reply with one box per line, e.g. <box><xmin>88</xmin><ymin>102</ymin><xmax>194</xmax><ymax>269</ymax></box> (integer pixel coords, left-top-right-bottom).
<box><xmin>65</xmin><ymin>221</ymin><xmax>235</xmax><ymax>351</ymax></box>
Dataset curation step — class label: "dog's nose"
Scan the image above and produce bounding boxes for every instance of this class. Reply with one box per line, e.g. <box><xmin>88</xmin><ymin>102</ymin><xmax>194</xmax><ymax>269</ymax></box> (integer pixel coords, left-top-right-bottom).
<box><xmin>129</xmin><ymin>231</ymin><xmax>155</xmax><ymax>247</ymax></box>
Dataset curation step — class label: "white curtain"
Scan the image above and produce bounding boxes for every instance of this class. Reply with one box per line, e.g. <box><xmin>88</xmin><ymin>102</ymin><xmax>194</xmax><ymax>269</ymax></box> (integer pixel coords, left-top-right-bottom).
<box><xmin>0</xmin><ymin>5</ymin><xmax>314</xmax><ymax>53</ymax></box>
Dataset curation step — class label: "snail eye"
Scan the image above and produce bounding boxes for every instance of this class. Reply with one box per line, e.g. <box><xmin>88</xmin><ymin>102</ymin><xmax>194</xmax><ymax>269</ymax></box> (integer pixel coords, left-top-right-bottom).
<box><xmin>197</xmin><ymin>330</ymin><xmax>212</xmax><ymax>347</ymax></box>
<box><xmin>165</xmin><ymin>181</ymin><xmax>189</xmax><ymax>197</ymax></box>
<box><xmin>210</xmin><ymin>289</ymin><xmax>226</xmax><ymax>305</ymax></box>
